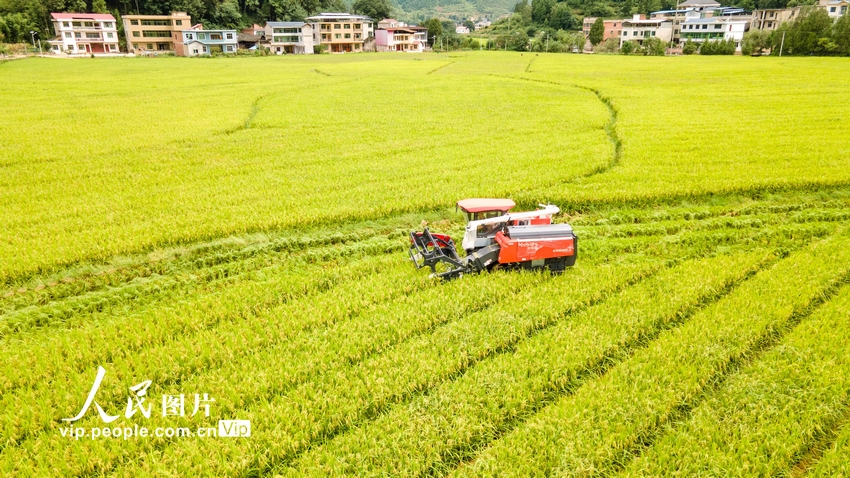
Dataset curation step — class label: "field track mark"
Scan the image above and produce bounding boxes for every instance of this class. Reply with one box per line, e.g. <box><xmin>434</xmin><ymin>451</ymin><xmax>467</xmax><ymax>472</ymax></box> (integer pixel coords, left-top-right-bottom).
<box><xmin>427</xmin><ymin>61</ymin><xmax>456</xmax><ymax>74</ymax></box>
<box><xmin>604</xmin><ymin>265</ymin><xmax>850</xmax><ymax>476</ymax></box>
<box><xmin>788</xmin><ymin>398</ymin><xmax>850</xmax><ymax>477</ymax></box>
<box><xmin>313</xmin><ymin>68</ymin><xmax>331</xmax><ymax>76</ymax></box>
<box><xmin>488</xmin><ymin>74</ymin><xmax>621</xmax><ymax>180</ymax></box>
<box><xmin>431</xmin><ymin>250</ymin><xmax>784</xmax><ymax>476</ymax></box>
<box><xmin>525</xmin><ymin>57</ymin><xmax>535</xmax><ymax>72</ymax></box>
<box><xmin>249</xmin><ymin>264</ymin><xmax>671</xmax><ymax>476</ymax></box>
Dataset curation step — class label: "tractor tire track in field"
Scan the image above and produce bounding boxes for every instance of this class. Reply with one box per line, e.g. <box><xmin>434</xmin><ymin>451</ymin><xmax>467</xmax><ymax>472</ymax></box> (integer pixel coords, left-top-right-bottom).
<box><xmin>787</xmin><ymin>396</ymin><xmax>850</xmax><ymax>477</ymax></box>
<box><xmin>247</xmin><ymin>263</ymin><xmax>673</xmax><ymax>477</ymax></box>
<box><xmin>602</xmin><ymin>265</ymin><xmax>850</xmax><ymax>477</ymax></box>
<box><xmin>428</xmin><ymin>249</ymin><xmax>785</xmax><ymax>477</ymax></box>
<box><xmin>488</xmin><ymin>74</ymin><xmax>622</xmax><ymax>182</ymax></box>
<box><xmin>427</xmin><ymin>61</ymin><xmax>456</xmax><ymax>74</ymax></box>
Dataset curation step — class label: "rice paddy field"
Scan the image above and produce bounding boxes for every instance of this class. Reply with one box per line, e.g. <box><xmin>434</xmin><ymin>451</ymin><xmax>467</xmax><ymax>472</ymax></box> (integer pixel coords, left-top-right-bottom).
<box><xmin>1</xmin><ymin>52</ymin><xmax>850</xmax><ymax>476</ymax></box>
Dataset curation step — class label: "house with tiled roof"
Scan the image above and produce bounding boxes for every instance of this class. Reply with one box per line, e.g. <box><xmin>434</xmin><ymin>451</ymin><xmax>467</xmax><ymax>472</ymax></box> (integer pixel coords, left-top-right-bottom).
<box><xmin>48</xmin><ymin>13</ymin><xmax>119</xmax><ymax>54</ymax></box>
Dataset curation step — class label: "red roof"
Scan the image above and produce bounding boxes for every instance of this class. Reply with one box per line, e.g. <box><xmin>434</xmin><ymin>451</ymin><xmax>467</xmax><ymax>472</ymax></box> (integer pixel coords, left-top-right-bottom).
<box><xmin>456</xmin><ymin>198</ymin><xmax>516</xmax><ymax>213</ymax></box>
<box><xmin>51</xmin><ymin>12</ymin><xmax>116</xmax><ymax>21</ymax></box>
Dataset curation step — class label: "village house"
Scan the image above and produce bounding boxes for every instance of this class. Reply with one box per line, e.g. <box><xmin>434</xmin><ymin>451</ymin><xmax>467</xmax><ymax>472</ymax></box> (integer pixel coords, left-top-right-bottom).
<box><xmin>751</xmin><ymin>7</ymin><xmax>801</xmax><ymax>31</ymax></box>
<box><xmin>48</xmin><ymin>12</ymin><xmax>119</xmax><ymax>55</ymax></box>
<box><xmin>820</xmin><ymin>0</ymin><xmax>849</xmax><ymax>17</ymax></box>
<box><xmin>307</xmin><ymin>13</ymin><xmax>373</xmax><ymax>53</ymax></box>
<box><xmin>123</xmin><ymin>12</ymin><xmax>191</xmax><ymax>54</ymax></box>
<box><xmin>583</xmin><ymin>17</ymin><xmax>625</xmax><ymax>41</ymax></box>
<box><xmin>680</xmin><ymin>11</ymin><xmax>748</xmax><ymax>51</ymax></box>
<box><xmin>172</xmin><ymin>24</ymin><xmax>238</xmax><ymax>56</ymax></box>
<box><xmin>620</xmin><ymin>14</ymin><xmax>674</xmax><ymax>47</ymax></box>
<box><xmin>265</xmin><ymin>21</ymin><xmax>314</xmax><ymax>54</ymax></box>
<box><xmin>375</xmin><ymin>19</ymin><xmax>426</xmax><ymax>52</ymax></box>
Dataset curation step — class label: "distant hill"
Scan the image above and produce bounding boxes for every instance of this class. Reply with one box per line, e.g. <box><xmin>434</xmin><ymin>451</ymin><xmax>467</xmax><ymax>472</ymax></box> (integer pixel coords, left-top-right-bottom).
<box><xmin>393</xmin><ymin>0</ymin><xmax>515</xmax><ymax>23</ymax></box>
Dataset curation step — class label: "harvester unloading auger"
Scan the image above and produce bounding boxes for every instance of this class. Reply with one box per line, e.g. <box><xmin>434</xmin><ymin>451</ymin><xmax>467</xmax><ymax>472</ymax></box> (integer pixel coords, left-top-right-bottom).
<box><xmin>409</xmin><ymin>198</ymin><xmax>577</xmax><ymax>280</ymax></box>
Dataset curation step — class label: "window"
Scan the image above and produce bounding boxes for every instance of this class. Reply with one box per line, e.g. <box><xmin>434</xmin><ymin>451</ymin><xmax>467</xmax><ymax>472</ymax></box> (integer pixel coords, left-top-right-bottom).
<box><xmin>193</xmin><ymin>48</ymin><xmax>198</xmax><ymax>53</ymax></box>
<box><xmin>143</xmin><ymin>31</ymin><xmax>171</xmax><ymax>37</ymax></box>
<box><xmin>198</xmin><ymin>33</ymin><xmax>206</xmax><ymax>39</ymax></box>
<box><xmin>53</xmin><ymin>45</ymin><xmax>60</xmax><ymax>50</ymax></box>
<box><xmin>203</xmin><ymin>46</ymin><xmax>208</xmax><ymax>52</ymax></box>
<box><xmin>65</xmin><ymin>32</ymin><xmax>71</xmax><ymax>38</ymax></box>
<box><xmin>131</xmin><ymin>19</ymin><xmax>138</xmax><ymax>25</ymax></box>
<box><xmin>210</xmin><ymin>33</ymin><xmax>222</xmax><ymax>40</ymax></box>
<box><xmin>702</xmin><ymin>24</ymin><xmax>707</xmax><ymax>29</ymax></box>
<box><xmin>650</xmin><ymin>31</ymin><xmax>655</xmax><ymax>36</ymax></box>
<box><xmin>829</xmin><ymin>6</ymin><xmax>835</xmax><ymax>12</ymax></box>
<box><xmin>354</xmin><ymin>23</ymin><xmax>360</xmax><ymax>28</ymax></box>
<box><xmin>344</xmin><ymin>33</ymin><xmax>351</xmax><ymax>38</ymax></box>
<box><xmin>225</xmin><ymin>33</ymin><xmax>233</xmax><ymax>39</ymax></box>
<box><xmin>769</xmin><ymin>12</ymin><xmax>774</xmax><ymax>17</ymax></box>
<box><xmin>147</xmin><ymin>43</ymin><xmax>153</xmax><ymax>49</ymax></box>
<box><xmin>103</xmin><ymin>22</ymin><xmax>112</xmax><ymax>28</ymax></box>
<box><xmin>75</xmin><ymin>32</ymin><xmax>81</xmax><ymax>38</ymax></box>
<box><xmin>714</xmin><ymin>24</ymin><xmax>721</xmax><ymax>29</ymax></box>
<box><xmin>344</xmin><ymin>23</ymin><xmax>351</xmax><ymax>29</ymax></box>
<box><xmin>335</xmin><ymin>33</ymin><xmax>341</xmax><ymax>38</ymax></box>
<box><xmin>226</xmin><ymin>45</ymin><xmax>234</xmax><ymax>51</ymax></box>
<box><xmin>63</xmin><ymin>22</ymin><xmax>70</xmax><ymax>27</ymax></box>
<box><xmin>354</xmin><ymin>33</ymin><xmax>361</xmax><ymax>39</ymax></box>
<box><xmin>73</xmin><ymin>22</ymin><xmax>81</xmax><ymax>26</ymax></box>
<box><xmin>84</xmin><ymin>22</ymin><xmax>93</xmax><ymax>27</ymax></box>
<box><xmin>334</xmin><ymin>24</ymin><xmax>341</xmax><ymax>29</ymax></box>
<box><xmin>133</xmin><ymin>31</ymin><xmax>140</xmax><ymax>37</ymax></box>
<box><xmin>187</xmin><ymin>33</ymin><xmax>193</xmax><ymax>39</ymax></box>
<box><xmin>176</xmin><ymin>20</ymin><xmax>183</xmax><ymax>25</ymax></box>
<box><xmin>107</xmin><ymin>32</ymin><xmax>113</xmax><ymax>38</ymax></box>
<box><xmin>141</xmin><ymin>19</ymin><xmax>171</xmax><ymax>26</ymax></box>
<box><xmin>86</xmin><ymin>33</ymin><xmax>100</xmax><ymax>38</ymax></box>
<box><xmin>109</xmin><ymin>44</ymin><xmax>116</xmax><ymax>50</ymax></box>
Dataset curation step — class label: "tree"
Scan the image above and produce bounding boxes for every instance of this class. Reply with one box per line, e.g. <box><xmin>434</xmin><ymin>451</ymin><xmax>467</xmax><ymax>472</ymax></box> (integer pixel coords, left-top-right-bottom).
<box><xmin>834</xmin><ymin>14</ymin><xmax>850</xmax><ymax>56</ymax></box>
<box><xmin>0</xmin><ymin>13</ymin><xmax>37</xmax><ymax>43</ymax></box>
<box><xmin>741</xmin><ymin>29</ymin><xmax>768</xmax><ymax>55</ymax></box>
<box><xmin>507</xmin><ymin>29</ymin><xmax>529</xmax><ymax>50</ymax></box>
<box><xmin>620</xmin><ymin>39</ymin><xmax>638</xmax><ymax>54</ymax></box>
<box><xmin>589</xmin><ymin>17</ymin><xmax>604</xmax><ymax>45</ymax></box>
<box><xmin>514</xmin><ymin>0</ymin><xmax>532</xmax><ymax>22</ymax></box>
<box><xmin>596</xmin><ymin>37</ymin><xmax>618</xmax><ymax>52</ymax></box>
<box><xmin>531</xmin><ymin>0</ymin><xmax>554</xmax><ymax>24</ymax></box>
<box><xmin>423</xmin><ymin>17</ymin><xmax>442</xmax><ymax>45</ymax></box>
<box><xmin>352</xmin><ymin>0</ymin><xmax>392</xmax><ymax>21</ymax></box>
<box><xmin>774</xmin><ymin>8</ymin><xmax>832</xmax><ymax>55</ymax></box>
<box><xmin>682</xmin><ymin>39</ymin><xmax>697</xmax><ymax>54</ymax></box>
<box><xmin>92</xmin><ymin>0</ymin><xmax>108</xmax><ymax>13</ymax></box>
<box><xmin>548</xmin><ymin>3</ymin><xmax>574</xmax><ymax>31</ymax></box>
<box><xmin>700</xmin><ymin>38</ymin><xmax>736</xmax><ymax>54</ymax></box>
<box><xmin>463</xmin><ymin>20</ymin><xmax>474</xmax><ymax>31</ymax></box>
<box><xmin>642</xmin><ymin>36</ymin><xmax>665</xmax><ymax>55</ymax></box>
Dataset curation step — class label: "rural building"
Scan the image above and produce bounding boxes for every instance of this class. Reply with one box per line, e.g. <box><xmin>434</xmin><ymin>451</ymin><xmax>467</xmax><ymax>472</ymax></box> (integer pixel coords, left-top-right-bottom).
<box><xmin>265</xmin><ymin>21</ymin><xmax>314</xmax><ymax>54</ymax></box>
<box><xmin>680</xmin><ymin>13</ymin><xmax>748</xmax><ymax>51</ymax></box>
<box><xmin>751</xmin><ymin>7</ymin><xmax>801</xmax><ymax>31</ymax></box>
<box><xmin>375</xmin><ymin>20</ymin><xmax>426</xmax><ymax>52</ymax></box>
<box><xmin>649</xmin><ymin>10</ymin><xmax>690</xmax><ymax>43</ymax></box>
<box><xmin>172</xmin><ymin>24</ymin><xmax>237</xmax><ymax>56</ymax></box>
<box><xmin>677</xmin><ymin>0</ymin><xmax>722</xmax><ymax>11</ymax></box>
<box><xmin>602</xmin><ymin>20</ymin><xmax>624</xmax><ymax>40</ymax></box>
<box><xmin>307</xmin><ymin>13</ymin><xmax>373</xmax><ymax>53</ymax></box>
<box><xmin>620</xmin><ymin>14</ymin><xmax>673</xmax><ymax>46</ymax></box>
<box><xmin>48</xmin><ymin>13</ymin><xmax>119</xmax><ymax>55</ymax></box>
<box><xmin>123</xmin><ymin>12</ymin><xmax>191</xmax><ymax>54</ymax></box>
<box><xmin>456</xmin><ymin>25</ymin><xmax>470</xmax><ymax>34</ymax></box>
<box><xmin>819</xmin><ymin>0</ymin><xmax>849</xmax><ymax>17</ymax></box>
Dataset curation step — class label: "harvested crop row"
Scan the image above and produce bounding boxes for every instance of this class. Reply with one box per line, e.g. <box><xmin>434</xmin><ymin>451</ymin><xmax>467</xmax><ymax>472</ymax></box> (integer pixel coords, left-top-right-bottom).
<box><xmin>453</xmin><ymin>231</ymin><xmax>850</xmax><ymax>478</ymax></box>
<box><xmin>0</xmin><ymin>236</ymin><xmax>405</xmax><ymax>339</ymax></box>
<box><xmin>287</xmin><ymin>250</ymin><xmax>769</xmax><ymax>476</ymax></box>
<box><xmin>621</xmin><ymin>285</ymin><xmax>850</xmax><ymax>476</ymax></box>
<box><xmin>0</xmin><ymin>254</ymin><xmax>423</xmax><ymax>449</ymax></box>
<box><xmin>1</xmin><ymin>264</ymin><xmax>550</xmax><ymax>475</ymax></box>
<box><xmin>106</xmin><ymin>261</ymin><xmax>660</xmax><ymax>477</ymax></box>
<box><xmin>0</xmin><ymin>250</ymin><xmax>409</xmax><ymax>394</ymax></box>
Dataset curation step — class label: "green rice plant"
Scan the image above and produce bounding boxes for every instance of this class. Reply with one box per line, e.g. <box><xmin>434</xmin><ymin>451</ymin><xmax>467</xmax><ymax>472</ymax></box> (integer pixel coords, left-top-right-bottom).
<box><xmin>622</xmin><ymin>285</ymin><xmax>850</xmax><ymax>476</ymax></box>
<box><xmin>453</xmin><ymin>231</ymin><xmax>850</xmax><ymax>477</ymax></box>
<box><xmin>288</xmin><ymin>250</ymin><xmax>770</xmax><ymax>476</ymax></box>
<box><xmin>809</xmin><ymin>420</ymin><xmax>850</xmax><ymax>477</ymax></box>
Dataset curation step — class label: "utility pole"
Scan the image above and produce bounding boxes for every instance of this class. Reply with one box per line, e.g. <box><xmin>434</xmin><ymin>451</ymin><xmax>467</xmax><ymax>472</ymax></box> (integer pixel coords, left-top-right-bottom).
<box><xmin>29</xmin><ymin>31</ymin><xmax>37</xmax><ymax>56</ymax></box>
<box><xmin>37</xmin><ymin>39</ymin><xmax>43</xmax><ymax>57</ymax></box>
<box><xmin>779</xmin><ymin>31</ymin><xmax>785</xmax><ymax>57</ymax></box>
<box><xmin>670</xmin><ymin>0</ymin><xmax>681</xmax><ymax>51</ymax></box>
<box><xmin>546</xmin><ymin>32</ymin><xmax>549</xmax><ymax>52</ymax></box>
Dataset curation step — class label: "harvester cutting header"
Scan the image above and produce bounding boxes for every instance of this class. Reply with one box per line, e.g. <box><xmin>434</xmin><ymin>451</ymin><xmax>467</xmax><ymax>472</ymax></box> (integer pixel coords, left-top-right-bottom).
<box><xmin>409</xmin><ymin>198</ymin><xmax>578</xmax><ymax>280</ymax></box>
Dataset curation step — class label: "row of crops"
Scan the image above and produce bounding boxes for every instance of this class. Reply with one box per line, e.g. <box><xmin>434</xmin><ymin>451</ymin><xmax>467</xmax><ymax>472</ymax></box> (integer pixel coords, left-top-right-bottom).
<box><xmin>2</xmin><ymin>185</ymin><xmax>849</xmax><ymax>475</ymax></box>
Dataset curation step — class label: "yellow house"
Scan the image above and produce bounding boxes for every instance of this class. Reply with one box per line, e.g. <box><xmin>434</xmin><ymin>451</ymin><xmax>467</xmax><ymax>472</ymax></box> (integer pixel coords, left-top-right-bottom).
<box><xmin>123</xmin><ymin>11</ymin><xmax>192</xmax><ymax>54</ymax></box>
<box><xmin>306</xmin><ymin>13</ymin><xmax>374</xmax><ymax>53</ymax></box>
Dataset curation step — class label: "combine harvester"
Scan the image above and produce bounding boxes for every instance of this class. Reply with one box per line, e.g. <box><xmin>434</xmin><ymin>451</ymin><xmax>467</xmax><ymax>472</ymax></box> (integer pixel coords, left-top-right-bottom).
<box><xmin>409</xmin><ymin>198</ymin><xmax>577</xmax><ymax>280</ymax></box>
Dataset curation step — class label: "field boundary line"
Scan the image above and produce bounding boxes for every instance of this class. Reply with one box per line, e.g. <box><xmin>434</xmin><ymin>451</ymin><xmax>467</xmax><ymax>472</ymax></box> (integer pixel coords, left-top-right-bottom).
<box><xmin>432</xmin><ymin>248</ymin><xmax>786</xmax><ymax>476</ymax></box>
<box><xmin>427</xmin><ymin>61</ymin><xmax>456</xmax><ymax>74</ymax></box>
<box><xmin>603</xmin><ymin>259</ymin><xmax>850</xmax><ymax>475</ymax></box>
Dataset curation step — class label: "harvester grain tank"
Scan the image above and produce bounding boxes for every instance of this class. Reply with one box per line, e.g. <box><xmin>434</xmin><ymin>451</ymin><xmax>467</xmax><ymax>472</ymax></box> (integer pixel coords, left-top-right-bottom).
<box><xmin>409</xmin><ymin>198</ymin><xmax>577</xmax><ymax>280</ymax></box>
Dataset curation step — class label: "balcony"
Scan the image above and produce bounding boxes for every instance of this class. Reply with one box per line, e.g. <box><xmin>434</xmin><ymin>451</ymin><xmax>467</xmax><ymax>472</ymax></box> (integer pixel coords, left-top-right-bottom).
<box><xmin>76</xmin><ymin>36</ymin><xmax>104</xmax><ymax>42</ymax></box>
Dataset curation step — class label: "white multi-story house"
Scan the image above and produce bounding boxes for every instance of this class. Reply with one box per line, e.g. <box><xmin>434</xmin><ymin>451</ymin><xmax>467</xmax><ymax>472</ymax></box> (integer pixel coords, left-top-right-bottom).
<box><xmin>619</xmin><ymin>14</ymin><xmax>673</xmax><ymax>47</ymax></box>
<box><xmin>48</xmin><ymin>12</ymin><xmax>120</xmax><ymax>54</ymax></box>
<box><xmin>172</xmin><ymin>24</ymin><xmax>238</xmax><ymax>56</ymax></box>
<box><xmin>680</xmin><ymin>11</ymin><xmax>748</xmax><ymax>51</ymax></box>
<box><xmin>375</xmin><ymin>19</ymin><xmax>426</xmax><ymax>52</ymax></box>
<box><xmin>265</xmin><ymin>21</ymin><xmax>314</xmax><ymax>54</ymax></box>
<box><xmin>307</xmin><ymin>13</ymin><xmax>374</xmax><ymax>53</ymax></box>
<box><xmin>820</xmin><ymin>0</ymin><xmax>849</xmax><ymax>17</ymax></box>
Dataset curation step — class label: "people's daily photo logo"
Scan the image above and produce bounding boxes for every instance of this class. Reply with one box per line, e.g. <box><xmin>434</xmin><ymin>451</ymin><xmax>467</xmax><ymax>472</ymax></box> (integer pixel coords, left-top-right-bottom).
<box><xmin>60</xmin><ymin>365</ymin><xmax>250</xmax><ymax>440</ymax></box>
